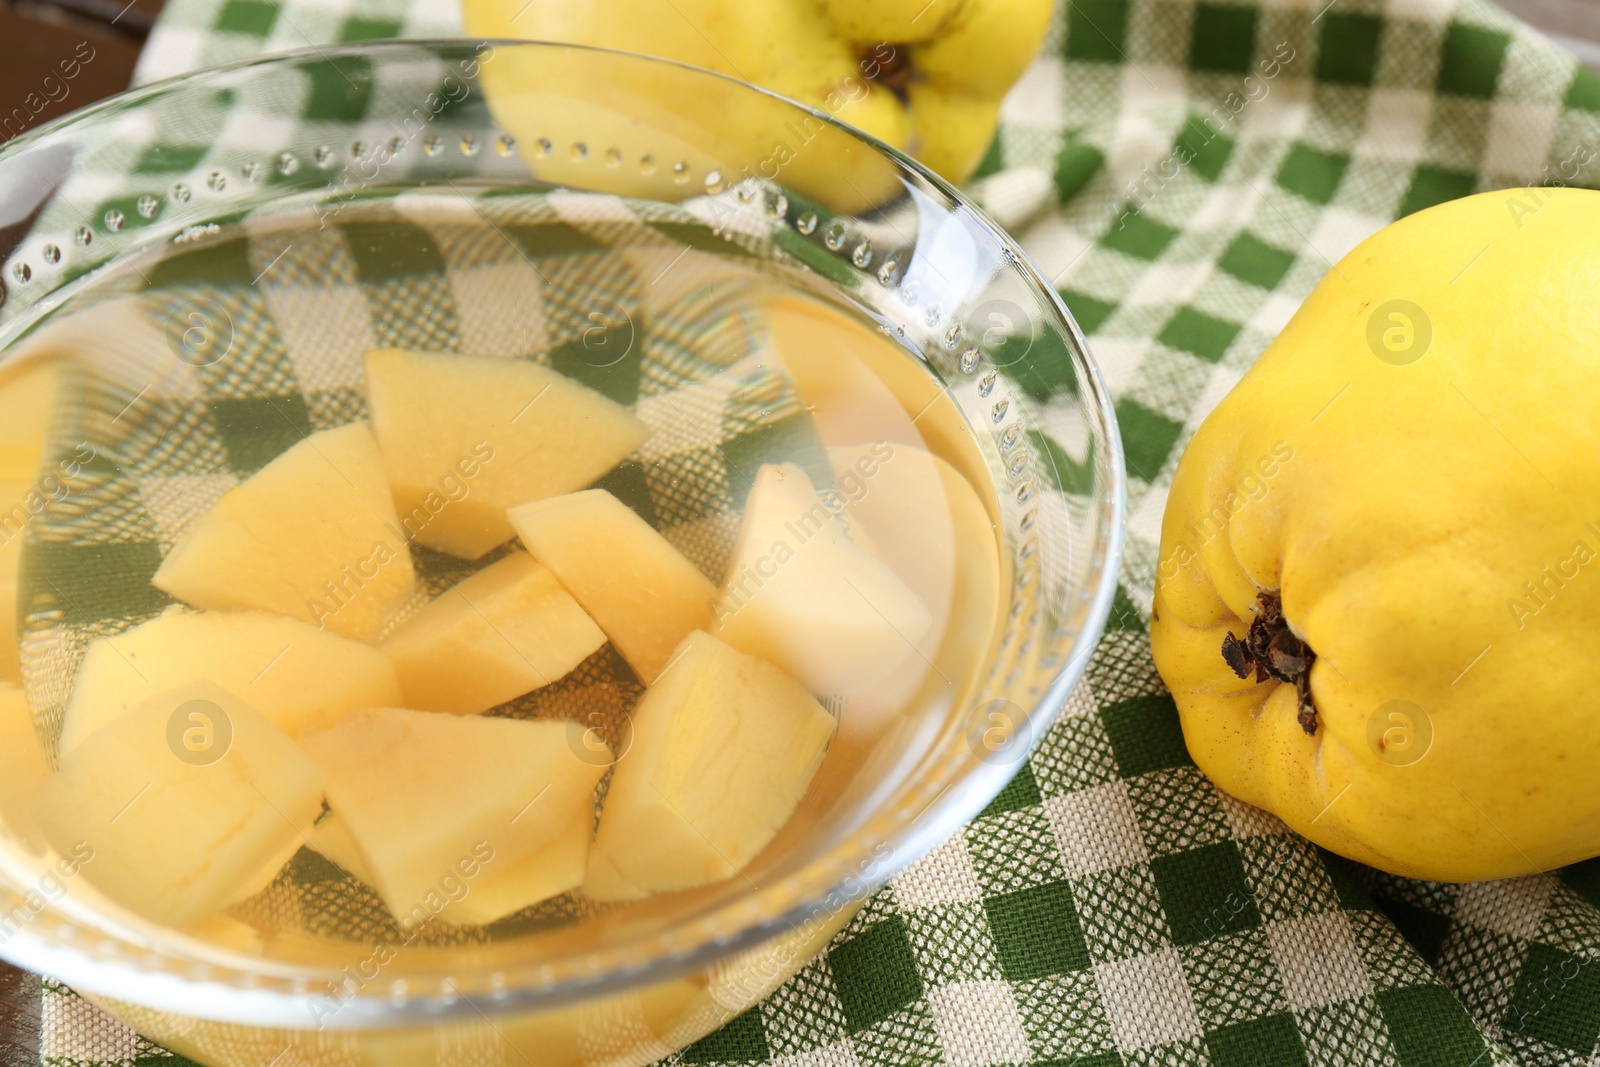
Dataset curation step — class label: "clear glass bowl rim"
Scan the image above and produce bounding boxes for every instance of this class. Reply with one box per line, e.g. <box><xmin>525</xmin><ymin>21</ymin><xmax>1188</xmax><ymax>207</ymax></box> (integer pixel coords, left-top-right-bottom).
<box><xmin>0</xmin><ymin>37</ymin><xmax>1129</xmax><ymax>1026</ymax></box>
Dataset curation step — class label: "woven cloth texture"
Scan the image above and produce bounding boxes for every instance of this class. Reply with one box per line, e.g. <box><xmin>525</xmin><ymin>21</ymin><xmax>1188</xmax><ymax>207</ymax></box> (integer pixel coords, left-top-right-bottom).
<box><xmin>20</xmin><ymin>0</ymin><xmax>1600</xmax><ymax>1065</ymax></box>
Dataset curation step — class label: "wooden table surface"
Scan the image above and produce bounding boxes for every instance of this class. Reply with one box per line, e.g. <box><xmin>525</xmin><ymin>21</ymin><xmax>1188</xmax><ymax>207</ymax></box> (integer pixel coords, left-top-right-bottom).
<box><xmin>0</xmin><ymin>0</ymin><xmax>1596</xmax><ymax>1060</ymax></box>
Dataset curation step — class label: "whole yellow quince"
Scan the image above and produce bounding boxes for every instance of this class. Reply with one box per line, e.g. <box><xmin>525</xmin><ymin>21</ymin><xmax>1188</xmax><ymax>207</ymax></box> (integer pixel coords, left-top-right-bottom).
<box><xmin>462</xmin><ymin>0</ymin><xmax>1051</xmax><ymax>210</ymax></box>
<box><xmin>1151</xmin><ymin>187</ymin><xmax>1600</xmax><ymax>882</ymax></box>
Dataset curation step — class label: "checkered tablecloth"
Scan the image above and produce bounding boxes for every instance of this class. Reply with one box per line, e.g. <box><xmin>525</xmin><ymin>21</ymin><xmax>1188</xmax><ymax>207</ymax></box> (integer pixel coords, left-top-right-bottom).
<box><xmin>25</xmin><ymin>0</ymin><xmax>1600</xmax><ymax>1064</ymax></box>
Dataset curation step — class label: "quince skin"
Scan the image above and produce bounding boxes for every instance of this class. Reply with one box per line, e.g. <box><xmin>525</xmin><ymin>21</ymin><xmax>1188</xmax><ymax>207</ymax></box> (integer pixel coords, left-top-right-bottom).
<box><xmin>1151</xmin><ymin>188</ymin><xmax>1600</xmax><ymax>882</ymax></box>
<box><xmin>461</xmin><ymin>0</ymin><xmax>1051</xmax><ymax>210</ymax></box>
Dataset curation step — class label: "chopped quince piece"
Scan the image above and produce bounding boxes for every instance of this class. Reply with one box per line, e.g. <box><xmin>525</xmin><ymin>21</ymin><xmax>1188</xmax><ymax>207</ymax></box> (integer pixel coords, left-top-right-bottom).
<box><xmin>298</xmin><ymin>708</ymin><xmax>606</xmax><ymax>921</ymax></box>
<box><xmin>584</xmin><ymin>631</ymin><xmax>835</xmax><ymax>900</ymax></box>
<box><xmin>448</xmin><ymin>816</ymin><xmax>589</xmax><ymax>925</ymax></box>
<box><xmin>714</xmin><ymin>464</ymin><xmax>931</xmax><ymax>695</ymax></box>
<box><xmin>30</xmin><ymin>681</ymin><xmax>326</xmax><ymax>928</ymax></box>
<box><xmin>365</xmin><ymin>349</ymin><xmax>651</xmax><ymax>559</ymax></box>
<box><xmin>510</xmin><ymin>490</ymin><xmax>715</xmax><ymax>683</ymax></box>
<box><xmin>60</xmin><ymin>606</ymin><xmax>403</xmax><ymax>757</ymax></box>
<box><xmin>153</xmin><ymin>423</ymin><xmax>416</xmax><ymax>642</ymax></box>
<box><xmin>382</xmin><ymin>553</ymin><xmax>605</xmax><ymax>715</ymax></box>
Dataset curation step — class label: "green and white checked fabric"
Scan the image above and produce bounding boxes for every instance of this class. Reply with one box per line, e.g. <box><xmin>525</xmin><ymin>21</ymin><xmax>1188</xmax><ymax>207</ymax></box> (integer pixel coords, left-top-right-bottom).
<box><xmin>26</xmin><ymin>0</ymin><xmax>1600</xmax><ymax>1064</ymax></box>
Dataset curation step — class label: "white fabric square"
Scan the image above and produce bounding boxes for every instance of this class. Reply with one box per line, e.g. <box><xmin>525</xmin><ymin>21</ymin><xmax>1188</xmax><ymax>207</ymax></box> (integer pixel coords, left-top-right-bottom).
<box><xmin>772</xmin><ymin>1041</ymin><xmax>862</xmax><ymax>1067</ymax></box>
<box><xmin>1240</xmin><ymin>80</ymin><xmax>1314</xmax><ymax>144</ymax></box>
<box><xmin>1189</xmin><ymin>180</ymin><xmax>1264</xmax><ymax>232</ymax></box>
<box><xmin>928</xmin><ymin>981</ymin><xmax>1032</xmax><ymax>1067</ymax></box>
<box><xmin>1121</xmin><ymin>65</ymin><xmax>1187</xmax><ymax>114</ymax></box>
<box><xmin>1193</xmin><ymin>364</ymin><xmax>1245</xmax><ymax>425</ymax></box>
<box><xmin>1453</xmin><ymin>876</ymin><xmax>1556</xmax><ymax>941</ymax></box>
<box><xmin>1216</xmin><ymin>792</ymin><xmax>1290</xmax><ymax>840</ymax></box>
<box><xmin>893</xmin><ymin>831</ymin><xmax>985</xmax><ymax>909</ymax></box>
<box><xmin>1083</xmin><ymin>336</ymin><xmax>1150</xmax><ymax>396</ymax></box>
<box><xmin>266</xmin><ymin>284</ymin><xmax>379</xmax><ymax>395</ymax></box>
<box><xmin>1360</xmin><ymin>89</ymin><xmax>1434</xmax><ymax>164</ymax></box>
<box><xmin>1094</xmin><ymin>950</ymin><xmax>1204</xmax><ymax>1049</ymax></box>
<box><xmin>1024</xmin><ymin>216</ymin><xmax>1096</xmax><ymax>289</ymax></box>
<box><xmin>1107</xmin><ymin>113</ymin><xmax>1179</xmax><ymax>193</ymax></box>
<box><xmin>1267</xmin><ymin>913</ymin><xmax>1374</xmax><ymax>1010</ymax></box>
<box><xmin>1125</xmin><ymin>260</ymin><xmax>1212</xmax><ymax>307</ymax></box>
<box><xmin>1305</xmin><ymin>207</ymin><xmax>1385</xmax><ymax>268</ymax></box>
<box><xmin>443</xmin><ymin>261</ymin><xmax>549</xmax><ymax>358</ymax></box>
<box><xmin>1248</xmin><ymin>291</ymin><xmax>1304</xmax><ymax>337</ymax></box>
<box><xmin>1482</xmin><ymin>100</ymin><xmax>1560</xmax><ymax>183</ymax></box>
<box><xmin>132</xmin><ymin>26</ymin><xmax>208</xmax><ymax>85</ymax></box>
<box><xmin>41</xmin><ymin>988</ymin><xmax>145</xmax><ymax>1064</ymax></box>
<box><xmin>1003</xmin><ymin>56</ymin><xmax>1066</xmax><ymax>130</ymax></box>
<box><xmin>1046</xmin><ymin>780</ymin><xmax>1151</xmax><ymax>877</ymax></box>
<box><xmin>1382</xmin><ymin>0</ymin><xmax>1457</xmax><ymax>17</ymax></box>
<box><xmin>1128</xmin><ymin>484</ymin><xmax>1168</xmax><ymax>548</ymax></box>
<box><xmin>976</xmin><ymin>167</ymin><xmax>1055</xmax><ymax>232</ymax></box>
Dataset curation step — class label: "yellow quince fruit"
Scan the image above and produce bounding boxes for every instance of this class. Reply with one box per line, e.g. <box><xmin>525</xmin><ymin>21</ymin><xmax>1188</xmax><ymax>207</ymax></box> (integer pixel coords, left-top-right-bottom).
<box><xmin>461</xmin><ymin>0</ymin><xmax>1051</xmax><ymax>211</ymax></box>
<box><xmin>1151</xmin><ymin>187</ymin><xmax>1600</xmax><ymax>882</ymax></box>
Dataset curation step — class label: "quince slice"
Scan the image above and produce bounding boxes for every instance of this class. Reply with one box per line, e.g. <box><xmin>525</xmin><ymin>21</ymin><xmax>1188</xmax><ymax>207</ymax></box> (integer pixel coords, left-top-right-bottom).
<box><xmin>382</xmin><ymin>553</ymin><xmax>606</xmax><ymax>715</ymax></box>
<box><xmin>30</xmin><ymin>681</ymin><xmax>326</xmax><ymax>928</ymax></box>
<box><xmin>365</xmin><ymin>349</ymin><xmax>651</xmax><ymax>559</ymax></box>
<box><xmin>153</xmin><ymin>423</ymin><xmax>415</xmax><ymax>642</ymax></box>
<box><xmin>61</xmin><ymin>606</ymin><xmax>402</xmax><ymax>756</ymax></box>
<box><xmin>584</xmin><ymin>631</ymin><xmax>834</xmax><ymax>900</ymax></box>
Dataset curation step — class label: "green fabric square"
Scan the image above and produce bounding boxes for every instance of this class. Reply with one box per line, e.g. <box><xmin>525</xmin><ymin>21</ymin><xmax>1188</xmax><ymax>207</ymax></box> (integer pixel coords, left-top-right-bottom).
<box><xmin>980</xmin><ymin>763</ymin><xmax>1042</xmax><ymax>819</ymax></box>
<box><xmin>1159</xmin><ymin>307</ymin><xmax>1242</xmax><ymax>363</ymax></box>
<box><xmin>1055</xmin><ymin>141</ymin><xmax>1107</xmax><ymax>202</ymax></box>
<box><xmin>683</xmin><ymin>1009</ymin><xmax>770</xmax><ymax>1064</ymax></box>
<box><xmin>1218</xmin><ymin>232</ymin><xmax>1296</xmax><ymax>289</ymax></box>
<box><xmin>1100</xmin><ymin>693</ymin><xmax>1192</xmax><ymax>777</ymax></box>
<box><xmin>1378</xmin><ymin>898</ymin><xmax>1452</xmax><ymax>966</ymax></box>
<box><xmin>134</xmin><ymin>144</ymin><xmax>208</xmax><ymax>174</ymax></box>
<box><xmin>593</xmin><ymin>463</ymin><xmax>659</xmax><ymax>529</ymax></box>
<box><xmin>214</xmin><ymin>0</ymin><xmax>278</xmax><ymax>36</ymax></box>
<box><xmin>207</xmin><ymin>394</ymin><xmax>312</xmax><ymax>473</ymax></box>
<box><xmin>303</xmin><ymin>57</ymin><xmax>375</xmax><ymax>122</ymax></box>
<box><xmin>1103</xmin><ymin>209</ymin><xmax>1179</xmax><ymax>259</ymax></box>
<box><xmin>1176</xmin><ymin>115</ymin><xmax>1235</xmax><ymax>182</ymax></box>
<box><xmin>1561</xmin><ymin>856</ymin><xmax>1600</xmax><ymax>908</ymax></box>
<box><xmin>1066</xmin><ymin>0</ymin><xmax>1129</xmax><ymax>63</ymax></box>
<box><xmin>1399</xmin><ymin>166</ymin><xmax>1476</xmax><ymax>217</ymax></box>
<box><xmin>1316</xmin><ymin>848</ymin><xmax>1377</xmax><ymax>912</ymax></box>
<box><xmin>1029</xmin><ymin>429</ymin><xmax>1094</xmax><ymax>495</ymax></box>
<box><xmin>1205</xmin><ymin>1014</ymin><xmax>1308</xmax><ymax>1066</ymax></box>
<box><xmin>25</xmin><ymin>542</ymin><xmax>171</xmax><ymax>626</ymax></box>
<box><xmin>1502</xmin><ymin>942</ymin><xmax>1600</xmax><ymax>1052</ymax></box>
<box><xmin>1315</xmin><ymin>14</ymin><xmax>1382</xmax><ymax>86</ymax></box>
<box><xmin>1190</xmin><ymin>4</ymin><xmax>1258</xmax><ymax>75</ymax></box>
<box><xmin>1152</xmin><ymin>843</ymin><xmax>1261</xmax><ymax>945</ymax></box>
<box><xmin>973</xmin><ymin>133</ymin><xmax>1005</xmax><ymax>179</ymax></box>
<box><xmin>550</xmin><ymin>323</ymin><xmax>643</xmax><ymax>406</ymax></box>
<box><xmin>828</xmin><ymin>917</ymin><xmax>924</xmax><ymax>1033</ymax></box>
<box><xmin>340</xmin><ymin>221</ymin><xmax>447</xmax><ymax>280</ymax></box>
<box><xmin>984</xmin><ymin>881</ymin><xmax>1091</xmax><ymax>979</ymax></box>
<box><xmin>1113</xmin><ymin>397</ymin><xmax>1183</xmax><ymax>481</ymax></box>
<box><xmin>1436</xmin><ymin>24</ymin><xmax>1509</xmax><ymax>99</ymax></box>
<box><xmin>720</xmin><ymin>414</ymin><xmax>828</xmax><ymax>504</ymax></box>
<box><xmin>146</xmin><ymin>238</ymin><xmax>257</xmax><ymax>289</ymax></box>
<box><xmin>338</xmin><ymin>16</ymin><xmax>405</xmax><ymax>42</ymax></box>
<box><xmin>1012</xmin><ymin>330</ymin><xmax>1082</xmax><ymax>404</ymax></box>
<box><xmin>1039</xmin><ymin>1056</ymin><xmax>1121</xmax><ymax>1067</ymax></box>
<box><xmin>1107</xmin><ymin>584</ymin><xmax>1144</xmax><ymax>634</ymax></box>
<box><xmin>1060</xmin><ymin>289</ymin><xmax>1117</xmax><ymax>335</ymax></box>
<box><xmin>1277</xmin><ymin>144</ymin><xmax>1350</xmax><ymax>205</ymax></box>
<box><xmin>1566</xmin><ymin>67</ymin><xmax>1600</xmax><ymax>112</ymax></box>
<box><xmin>500</xmin><ymin>224</ymin><xmax>611</xmax><ymax>263</ymax></box>
<box><xmin>1376</xmin><ymin>986</ymin><xmax>1491</xmax><ymax>1066</ymax></box>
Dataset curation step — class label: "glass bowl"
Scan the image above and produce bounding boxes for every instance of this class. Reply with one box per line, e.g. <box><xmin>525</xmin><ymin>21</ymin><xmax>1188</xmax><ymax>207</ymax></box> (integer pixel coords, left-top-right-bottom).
<box><xmin>0</xmin><ymin>40</ymin><xmax>1125</xmax><ymax>1066</ymax></box>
